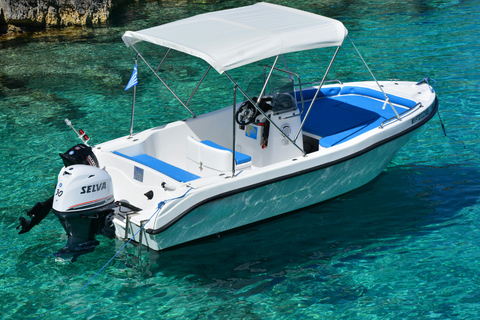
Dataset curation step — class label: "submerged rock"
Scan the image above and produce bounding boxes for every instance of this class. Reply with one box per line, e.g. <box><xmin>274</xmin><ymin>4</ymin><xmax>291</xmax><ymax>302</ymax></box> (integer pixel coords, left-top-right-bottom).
<box><xmin>0</xmin><ymin>0</ymin><xmax>126</xmax><ymax>37</ymax></box>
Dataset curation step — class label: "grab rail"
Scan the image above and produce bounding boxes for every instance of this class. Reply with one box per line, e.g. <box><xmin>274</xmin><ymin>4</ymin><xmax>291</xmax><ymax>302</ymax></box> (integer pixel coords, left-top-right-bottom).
<box><xmin>297</xmin><ymin>79</ymin><xmax>343</xmax><ymax>88</ymax></box>
<box><xmin>380</xmin><ymin>102</ymin><xmax>423</xmax><ymax>128</ymax></box>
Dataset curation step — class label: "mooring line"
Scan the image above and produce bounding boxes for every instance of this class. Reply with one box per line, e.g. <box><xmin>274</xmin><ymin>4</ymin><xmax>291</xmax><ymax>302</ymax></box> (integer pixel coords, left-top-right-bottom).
<box><xmin>437</xmin><ymin>109</ymin><xmax>466</xmax><ymax>149</ymax></box>
<box><xmin>37</xmin><ymin>188</ymin><xmax>193</xmax><ymax>318</ymax></box>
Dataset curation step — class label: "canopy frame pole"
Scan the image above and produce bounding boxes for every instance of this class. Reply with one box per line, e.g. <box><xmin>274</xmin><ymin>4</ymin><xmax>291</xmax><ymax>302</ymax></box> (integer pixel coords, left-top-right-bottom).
<box><xmin>224</xmin><ymin>70</ymin><xmax>306</xmax><ymax>157</ymax></box>
<box><xmin>348</xmin><ymin>36</ymin><xmax>400</xmax><ymax>120</ymax></box>
<box><xmin>186</xmin><ymin>66</ymin><xmax>212</xmax><ymax>107</ymax></box>
<box><xmin>256</xmin><ymin>56</ymin><xmax>279</xmax><ymax>107</ymax></box>
<box><xmin>294</xmin><ymin>45</ymin><xmax>341</xmax><ymax>142</ymax></box>
<box><xmin>130</xmin><ymin>44</ymin><xmax>197</xmax><ymax>118</ymax></box>
<box><xmin>129</xmin><ymin>54</ymin><xmax>139</xmax><ymax>138</ymax></box>
<box><xmin>231</xmin><ymin>85</ymin><xmax>237</xmax><ymax>178</ymax></box>
<box><xmin>155</xmin><ymin>48</ymin><xmax>171</xmax><ymax>72</ymax></box>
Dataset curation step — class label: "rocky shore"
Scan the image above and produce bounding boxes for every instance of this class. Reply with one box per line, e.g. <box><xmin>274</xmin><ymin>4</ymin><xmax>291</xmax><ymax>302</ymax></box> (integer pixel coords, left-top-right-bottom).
<box><xmin>0</xmin><ymin>0</ymin><xmax>125</xmax><ymax>38</ymax></box>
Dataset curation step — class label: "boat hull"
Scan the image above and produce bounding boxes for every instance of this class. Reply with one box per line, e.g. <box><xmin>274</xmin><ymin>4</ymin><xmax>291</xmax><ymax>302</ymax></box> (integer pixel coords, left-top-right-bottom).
<box><xmin>120</xmin><ymin>128</ymin><xmax>417</xmax><ymax>250</ymax></box>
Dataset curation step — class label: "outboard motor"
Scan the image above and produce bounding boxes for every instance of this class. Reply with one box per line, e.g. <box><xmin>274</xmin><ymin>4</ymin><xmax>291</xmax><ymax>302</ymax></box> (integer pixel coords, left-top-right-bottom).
<box><xmin>52</xmin><ymin>164</ymin><xmax>115</xmax><ymax>257</ymax></box>
<box><xmin>18</xmin><ymin>143</ymin><xmax>116</xmax><ymax>259</ymax></box>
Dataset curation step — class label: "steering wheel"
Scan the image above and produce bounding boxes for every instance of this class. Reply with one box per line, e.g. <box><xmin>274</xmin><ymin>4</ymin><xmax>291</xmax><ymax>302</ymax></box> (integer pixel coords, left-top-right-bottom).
<box><xmin>235</xmin><ymin>101</ymin><xmax>257</xmax><ymax>126</ymax></box>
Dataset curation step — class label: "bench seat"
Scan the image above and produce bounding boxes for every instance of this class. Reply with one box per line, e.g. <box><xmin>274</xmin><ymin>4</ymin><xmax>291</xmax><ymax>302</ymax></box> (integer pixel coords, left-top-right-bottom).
<box><xmin>298</xmin><ymin>86</ymin><xmax>417</xmax><ymax>148</ymax></box>
<box><xmin>200</xmin><ymin>140</ymin><xmax>251</xmax><ymax>165</ymax></box>
<box><xmin>300</xmin><ymin>97</ymin><xmax>388</xmax><ymax>148</ymax></box>
<box><xmin>113</xmin><ymin>151</ymin><xmax>200</xmax><ymax>183</ymax></box>
<box><xmin>340</xmin><ymin>86</ymin><xmax>417</xmax><ymax>108</ymax></box>
<box><xmin>186</xmin><ymin>137</ymin><xmax>251</xmax><ymax>175</ymax></box>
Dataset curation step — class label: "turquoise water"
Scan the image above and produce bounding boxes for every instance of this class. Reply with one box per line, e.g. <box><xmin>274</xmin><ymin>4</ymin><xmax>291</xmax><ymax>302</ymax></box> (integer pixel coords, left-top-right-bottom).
<box><xmin>1</xmin><ymin>0</ymin><xmax>480</xmax><ymax>318</ymax></box>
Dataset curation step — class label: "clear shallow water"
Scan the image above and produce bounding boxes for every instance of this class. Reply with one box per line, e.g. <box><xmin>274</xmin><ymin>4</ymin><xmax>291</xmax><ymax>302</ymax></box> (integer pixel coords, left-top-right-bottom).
<box><xmin>1</xmin><ymin>0</ymin><xmax>479</xmax><ymax>318</ymax></box>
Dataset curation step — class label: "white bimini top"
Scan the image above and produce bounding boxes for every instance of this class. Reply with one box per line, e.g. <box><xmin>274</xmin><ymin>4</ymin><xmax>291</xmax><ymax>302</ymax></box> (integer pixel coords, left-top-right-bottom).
<box><xmin>122</xmin><ymin>2</ymin><xmax>348</xmax><ymax>74</ymax></box>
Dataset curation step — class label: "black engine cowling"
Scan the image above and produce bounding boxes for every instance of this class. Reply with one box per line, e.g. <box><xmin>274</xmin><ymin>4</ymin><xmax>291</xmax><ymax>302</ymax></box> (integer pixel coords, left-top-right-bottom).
<box><xmin>59</xmin><ymin>144</ymin><xmax>99</xmax><ymax>168</ymax></box>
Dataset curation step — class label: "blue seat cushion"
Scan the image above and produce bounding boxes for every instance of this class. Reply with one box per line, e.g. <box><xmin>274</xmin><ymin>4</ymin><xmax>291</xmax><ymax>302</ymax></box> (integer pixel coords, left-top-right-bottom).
<box><xmin>201</xmin><ymin>140</ymin><xmax>251</xmax><ymax>165</ymax></box>
<box><xmin>299</xmin><ymin>87</ymin><xmax>342</xmax><ymax>101</ymax></box>
<box><xmin>113</xmin><ymin>151</ymin><xmax>200</xmax><ymax>183</ymax></box>
<box><xmin>301</xmin><ymin>98</ymin><xmax>385</xmax><ymax>148</ymax></box>
<box><xmin>329</xmin><ymin>95</ymin><xmax>399</xmax><ymax>119</ymax></box>
<box><xmin>319</xmin><ymin>117</ymin><xmax>384</xmax><ymax>148</ymax></box>
<box><xmin>340</xmin><ymin>86</ymin><xmax>417</xmax><ymax>108</ymax></box>
<box><xmin>301</xmin><ymin>98</ymin><xmax>382</xmax><ymax>138</ymax></box>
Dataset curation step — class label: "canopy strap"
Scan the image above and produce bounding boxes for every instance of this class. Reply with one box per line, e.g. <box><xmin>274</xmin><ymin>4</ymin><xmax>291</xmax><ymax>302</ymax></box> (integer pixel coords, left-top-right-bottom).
<box><xmin>348</xmin><ymin>36</ymin><xmax>400</xmax><ymax>120</ymax></box>
<box><xmin>187</xmin><ymin>66</ymin><xmax>211</xmax><ymax>107</ymax></box>
<box><xmin>155</xmin><ymin>48</ymin><xmax>171</xmax><ymax>72</ymax></box>
<box><xmin>130</xmin><ymin>44</ymin><xmax>197</xmax><ymax>118</ymax></box>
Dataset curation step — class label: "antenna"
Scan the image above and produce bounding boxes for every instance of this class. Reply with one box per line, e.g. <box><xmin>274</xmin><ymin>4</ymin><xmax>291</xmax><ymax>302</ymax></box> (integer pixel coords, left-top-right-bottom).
<box><xmin>64</xmin><ymin>118</ymin><xmax>90</xmax><ymax>146</ymax></box>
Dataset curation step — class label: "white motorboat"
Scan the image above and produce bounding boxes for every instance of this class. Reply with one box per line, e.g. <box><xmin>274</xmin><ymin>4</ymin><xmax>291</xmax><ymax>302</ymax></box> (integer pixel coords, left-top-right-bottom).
<box><xmin>19</xmin><ymin>3</ymin><xmax>438</xmax><ymax>255</ymax></box>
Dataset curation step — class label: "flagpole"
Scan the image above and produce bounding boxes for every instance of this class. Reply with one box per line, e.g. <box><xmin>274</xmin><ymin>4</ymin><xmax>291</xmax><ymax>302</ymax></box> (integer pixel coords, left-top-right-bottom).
<box><xmin>129</xmin><ymin>55</ymin><xmax>138</xmax><ymax>138</ymax></box>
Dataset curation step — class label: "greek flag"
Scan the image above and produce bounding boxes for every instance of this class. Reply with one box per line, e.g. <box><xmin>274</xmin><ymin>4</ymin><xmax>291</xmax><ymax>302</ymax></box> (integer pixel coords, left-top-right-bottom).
<box><xmin>125</xmin><ymin>63</ymin><xmax>138</xmax><ymax>91</ymax></box>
